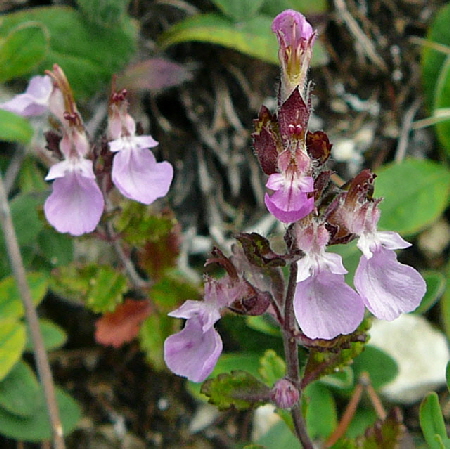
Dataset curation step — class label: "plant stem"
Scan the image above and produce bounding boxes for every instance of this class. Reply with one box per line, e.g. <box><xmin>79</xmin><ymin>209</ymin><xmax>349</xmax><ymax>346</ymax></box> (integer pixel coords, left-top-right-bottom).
<box><xmin>0</xmin><ymin>172</ymin><xmax>65</xmax><ymax>449</ymax></box>
<box><xmin>282</xmin><ymin>262</ymin><xmax>314</xmax><ymax>449</ymax></box>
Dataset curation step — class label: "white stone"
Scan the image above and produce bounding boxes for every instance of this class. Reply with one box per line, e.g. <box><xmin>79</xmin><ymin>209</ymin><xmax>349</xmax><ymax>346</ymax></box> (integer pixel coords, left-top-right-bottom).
<box><xmin>369</xmin><ymin>314</ymin><xmax>449</xmax><ymax>404</ymax></box>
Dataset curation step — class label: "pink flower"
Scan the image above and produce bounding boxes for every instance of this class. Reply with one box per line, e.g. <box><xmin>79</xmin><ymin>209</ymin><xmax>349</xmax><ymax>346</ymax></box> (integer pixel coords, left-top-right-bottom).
<box><xmin>44</xmin><ymin>159</ymin><xmax>104</xmax><ymax>236</ymax></box>
<box><xmin>265</xmin><ymin>148</ymin><xmax>314</xmax><ymax>223</ymax></box>
<box><xmin>272</xmin><ymin>10</ymin><xmax>316</xmax><ymax>102</ymax></box>
<box><xmin>0</xmin><ymin>75</ymin><xmax>52</xmax><ymax>116</ymax></box>
<box><xmin>107</xmin><ymin>93</ymin><xmax>173</xmax><ymax>205</ymax></box>
<box><xmin>293</xmin><ymin>222</ymin><xmax>365</xmax><ymax>340</ymax></box>
<box><xmin>164</xmin><ymin>277</ymin><xmax>232</xmax><ymax>382</ymax></box>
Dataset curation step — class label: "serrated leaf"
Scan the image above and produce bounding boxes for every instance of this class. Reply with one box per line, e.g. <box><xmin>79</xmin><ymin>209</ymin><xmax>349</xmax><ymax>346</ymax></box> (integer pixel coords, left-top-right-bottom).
<box><xmin>0</xmin><ymin>387</ymin><xmax>80</xmax><ymax>441</ymax></box>
<box><xmin>201</xmin><ymin>370</ymin><xmax>270</xmax><ymax>410</ymax></box>
<box><xmin>159</xmin><ymin>13</ymin><xmax>328</xmax><ymax>66</ymax></box>
<box><xmin>0</xmin><ymin>361</ymin><xmax>39</xmax><ymax>417</ymax></box>
<box><xmin>375</xmin><ymin>159</ymin><xmax>450</xmax><ymax>236</ymax></box>
<box><xmin>304</xmin><ymin>382</ymin><xmax>337</xmax><ymax>439</ymax></box>
<box><xmin>0</xmin><ymin>6</ymin><xmax>137</xmax><ymax>98</ymax></box>
<box><xmin>25</xmin><ymin>319</ymin><xmax>67</xmax><ymax>352</ymax></box>
<box><xmin>0</xmin><ymin>109</ymin><xmax>33</xmax><ymax>144</ymax></box>
<box><xmin>0</xmin><ymin>272</ymin><xmax>48</xmax><ymax>320</ymax></box>
<box><xmin>420</xmin><ymin>392</ymin><xmax>448</xmax><ymax>449</ymax></box>
<box><xmin>413</xmin><ymin>270</ymin><xmax>446</xmax><ymax>314</ymax></box>
<box><xmin>434</xmin><ymin>56</ymin><xmax>450</xmax><ymax>154</ymax></box>
<box><xmin>0</xmin><ymin>320</ymin><xmax>26</xmax><ymax>382</ymax></box>
<box><xmin>259</xmin><ymin>349</ymin><xmax>285</xmax><ymax>387</ymax></box>
<box><xmin>0</xmin><ymin>22</ymin><xmax>48</xmax><ymax>82</ymax></box>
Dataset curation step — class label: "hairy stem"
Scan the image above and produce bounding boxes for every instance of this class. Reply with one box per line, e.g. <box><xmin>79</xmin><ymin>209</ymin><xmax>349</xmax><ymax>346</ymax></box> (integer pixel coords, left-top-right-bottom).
<box><xmin>0</xmin><ymin>172</ymin><xmax>65</xmax><ymax>449</ymax></box>
<box><xmin>282</xmin><ymin>262</ymin><xmax>314</xmax><ymax>449</ymax></box>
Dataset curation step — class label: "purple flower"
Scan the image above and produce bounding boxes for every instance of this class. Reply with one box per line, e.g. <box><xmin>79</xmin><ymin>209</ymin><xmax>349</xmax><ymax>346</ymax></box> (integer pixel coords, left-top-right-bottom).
<box><xmin>109</xmin><ymin>131</ymin><xmax>173</xmax><ymax>205</ymax></box>
<box><xmin>272</xmin><ymin>10</ymin><xmax>316</xmax><ymax>102</ymax></box>
<box><xmin>293</xmin><ymin>222</ymin><xmax>365</xmax><ymax>340</ymax></box>
<box><xmin>164</xmin><ymin>278</ymin><xmax>231</xmax><ymax>382</ymax></box>
<box><xmin>0</xmin><ymin>75</ymin><xmax>52</xmax><ymax>116</ymax></box>
<box><xmin>107</xmin><ymin>94</ymin><xmax>173</xmax><ymax>205</ymax></box>
<box><xmin>44</xmin><ymin>159</ymin><xmax>104</xmax><ymax>236</ymax></box>
<box><xmin>265</xmin><ymin>149</ymin><xmax>314</xmax><ymax>223</ymax></box>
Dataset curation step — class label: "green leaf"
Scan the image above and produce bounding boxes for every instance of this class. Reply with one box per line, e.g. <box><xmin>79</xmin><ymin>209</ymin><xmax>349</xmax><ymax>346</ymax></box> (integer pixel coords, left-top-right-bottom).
<box><xmin>447</xmin><ymin>360</ymin><xmax>450</xmax><ymax>392</ymax></box>
<box><xmin>210</xmin><ymin>0</ymin><xmax>266</xmax><ymax>21</ymax></box>
<box><xmin>25</xmin><ymin>319</ymin><xmax>67</xmax><ymax>352</ymax></box>
<box><xmin>0</xmin><ymin>6</ymin><xmax>137</xmax><ymax>98</ymax></box>
<box><xmin>139</xmin><ymin>313</ymin><xmax>173</xmax><ymax>371</ymax></box>
<box><xmin>360</xmin><ymin>408</ymin><xmax>405</xmax><ymax>449</ymax></box>
<box><xmin>256</xmin><ymin>419</ymin><xmax>301</xmax><ymax>449</ymax></box>
<box><xmin>37</xmin><ymin>228</ymin><xmax>74</xmax><ymax>268</ymax></box>
<box><xmin>304</xmin><ymin>382</ymin><xmax>337</xmax><ymax>439</ymax></box>
<box><xmin>0</xmin><ymin>387</ymin><xmax>81</xmax><ymax>441</ymax></box>
<box><xmin>0</xmin><ymin>320</ymin><xmax>26</xmax><ymax>382</ymax></box>
<box><xmin>260</xmin><ymin>0</ymin><xmax>327</xmax><ymax>17</ymax></box>
<box><xmin>351</xmin><ymin>345</ymin><xmax>397</xmax><ymax>390</ymax></box>
<box><xmin>0</xmin><ymin>110</ymin><xmax>33</xmax><ymax>144</ymax></box>
<box><xmin>159</xmin><ymin>13</ymin><xmax>328</xmax><ymax>66</ymax></box>
<box><xmin>0</xmin><ymin>22</ymin><xmax>48</xmax><ymax>82</ymax></box>
<box><xmin>420</xmin><ymin>392</ymin><xmax>448</xmax><ymax>449</ymax></box>
<box><xmin>375</xmin><ymin>159</ymin><xmax>450</xmax><ymax>235</ymax></box>
<box><xmin>76</xmin><ymin>0</ymin><xmax>130</xmax><ymax>27</ymax></box>
<box><xmin>17</xmin><ymin>157</ymin><xmax>47</xmax><ymax>193</ymax></box>
<box><xmin>201</xmin><ymin>370</ymin><xmax>270</xmax><ymax>410</ymax></box>
<box><xmin>421</xmin><ymin>3</ymin><xmax>450</xmax><ymax>109</ymax></box>
<box><xmin>0</xmin><ymin>272</ymin><xmax>48</xmax><ymax>320</ymax></box>
<box><xmin>320</xmin><ymin>366</ymin><xmax>354</xmax><ymax>390</ymax></box>
<box><xmin>0</xmin><ymin>361</ymin><xmax>39</xmax><ymax>417</ymax></box>
<box><xmin>434</xmin><ymin>56</ymin><xmax>450</xmax><ymax>154</ymax></box>
<box><xmin>246</xmin><ymin>315</ymin><xmax>281</xmax><ymax>337</ymax></box>
<box><xmin>259</xmin><ymin>349</ymin><xmax>285</xmax><ymax>387</ymax></box>
<box><xmin>413</xmin><ymin>271</ymin><xmax>446</xmax><ymax>314</ymax></box>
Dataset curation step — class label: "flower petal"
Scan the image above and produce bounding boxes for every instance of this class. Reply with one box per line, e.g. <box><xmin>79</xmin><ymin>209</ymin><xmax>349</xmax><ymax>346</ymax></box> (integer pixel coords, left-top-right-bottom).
<box><xmin>294</xmin><ymin>271</ymin><xmax>365</xmax><ymax>340</ymax></box>
<box><xmin>112</xmin><ymin>147</ymin><xmax>173</xmax><ymax>204</ymax></box>
<box><xmin>265</xmin><ymin>192</ymin><xmax>314</xmax><ymax>223</ymax></box>
<box><xmin>164</xmin><ymin>316</ymin><xmax>223</xmax><ymax>382</ymax></box>
<box><xmin>0</xmin><ymin>75</ymin><xmax>52</xmax><ymax>116</ymax></box>
<box><xmin>354</xmin><ymin>246</ymin><xmax>426</xmax><ymax>321</ymax></box>
<box><xmin>168</xmin><ymin>300</ymin><xmax>221</xmax><ymax>332</ymax></box>
<box><xmin>44</xmin><ymin>171</ymin><xmax>104</xmax><ymax>236</ymax></box>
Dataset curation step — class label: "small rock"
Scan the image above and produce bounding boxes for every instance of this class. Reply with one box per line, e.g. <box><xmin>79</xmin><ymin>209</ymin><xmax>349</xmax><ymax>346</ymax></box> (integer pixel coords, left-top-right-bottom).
<box><xmin>369</xmin><ymin>314</ymin><xmax>449</xmax><ymax>404</ymax></box>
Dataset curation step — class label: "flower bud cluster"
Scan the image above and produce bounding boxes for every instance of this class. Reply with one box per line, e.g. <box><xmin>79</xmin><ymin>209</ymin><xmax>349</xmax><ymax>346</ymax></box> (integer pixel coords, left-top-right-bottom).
<box><xmin>0</xmin><ymin>64</ymin><xmax>173</xmax><ymax>236</ymax></box>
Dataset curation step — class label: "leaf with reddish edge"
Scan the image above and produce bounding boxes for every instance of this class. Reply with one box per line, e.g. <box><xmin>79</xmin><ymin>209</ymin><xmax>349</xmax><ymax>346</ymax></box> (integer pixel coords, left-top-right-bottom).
<box><xmin>277</xmin><ymin>88</ymin><xmax>310</xmax><ymax>143</ymax></box>
<box><xmin>201</xmin><ymin>370</ymin><xmax>271</xmax><ymax>411</ymax></box>
<box><xmin>252</xmin><ymin>105</ymin><xmax>281</xmax><ymax>175</ymax></box>
<box><xmin>116</xmin><ymin>58</ymin><xmax>194</xmax><ymax>93</ymax></box>
<box><xmin>95</xmin><ymin>299</ymin><xmax>152</xmax><ymax>348</ymax></box>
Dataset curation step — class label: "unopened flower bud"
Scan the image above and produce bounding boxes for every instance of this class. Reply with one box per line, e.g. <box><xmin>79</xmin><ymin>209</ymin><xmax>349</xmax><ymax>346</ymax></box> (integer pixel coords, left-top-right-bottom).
<box><xmin>270</xmin><ymin>379</ymin><xmax>299</xmax><ymax>409</ymax></box>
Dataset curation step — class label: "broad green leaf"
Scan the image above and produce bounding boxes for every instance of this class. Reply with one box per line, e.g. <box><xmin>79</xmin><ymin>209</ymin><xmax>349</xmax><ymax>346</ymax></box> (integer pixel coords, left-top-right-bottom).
<box><xmin>259</xmin><ymin>349</ymin><xmax>285</xmax><ymax>387</ymax></box>
<box><xmin>434</xmin><ymin>56</ymin><xmax>450</xmax><ymax>154</ymax></box>
<box><xmin>413</xmin><ymin>271</ymin><xmax>446</xmax><ymax>314</ymax></box>
<box><xmin>0</xmin><ymin>22</ymin><xmax>48</xmax><ymax>82</ymax></box>
<box><xmin>76</xmin><ymin>0</ymin><xmax>130</xmax><ymax>27</ymax></box>
<box><xmin>0</xmin><ymin>6</ymin><xmax>137</xmax><ymax>98</ymax></box>
<box><xmin>201</xmin><ymin>370</ymin><xmax>270</xmax><ymax>410</ymax></box>
<box><xmin>351</xmin><ymin>345</ymin><xmax>397</xmax><ymax>390</ymax></box>
<box><xmin>17</xmin><ymin>157</ymin><xmax>47</xmax><ymax>193</ymax></box>
<box><xmin>0</xmin><ymin>361</ymin><xmax>39</xmax><ymax>417</ymax></box>
<box><xmin>37</xmin><ymin>228</ymin><xmax>74</xmax><ymax>268</ymax></box>
<box><xmin>159</xmin><ymin>13</ymin><xmax>328</xmax><ymax>66</ymax></box>
<box><xmin>304</xmin><ymin>382</ymin><xmax>337</xmax><ymax>439</ymax></box>
<box><xmin>0</xmin><ymin>272</ymin><xmax>48</xmax><ymax>320</ymax></box>
<box><xmin>375</xmin><ymin>159</ymin><xmax>450</xmax><ymax>235</ymax></box>
<box><xmin>0</xmin><ymin>320</ymin><xmax>26</xmax><ymax>381</ymax></box>
<box><xmin>25</xmin><ymin>319</ymin><xmax>67</xmax><ymax>352</ymax></box>
<box><xmin>360</xmin><ymin>408</ymin><xmax>405</xmax><ymax>449</ymax></box>
<box><xmin>420</xmin><ymin>392</ymin><xmax>448</xmax><ymax>449</ymax></box>
<box><xmin>210</xmin><ymin>0</ymin><xmax>266</xmax><ymax>21</ymax></box>
<box><xmin>320</xmin><ymin>366</ymin><xmax>354</xmax><ymax>390</ymax></box>
<box><xmin>0</xmin><ymin>109</ymin><xmax>33</xmax><ymax>144</ymax></box>
<box><xmin>0</xmin><ymin>387</ymin><xmax>81</xmax><ymax>441</ymax></box>
<box><xmin>421</xmin><ymin>3</ymin><xmax>450</xmax><ymax>109</ymax></box>
<box><xmin>260</xmin><ymin>0</ymin><xmax>327</xmax><ymax>17</ymax></box>
<box><xmin>257</xmin><ymin>419</ymin><xmax>300</xmax><ymax>449</ymax></box>
<box><xmin>346</xmin><ymin>407</ymin><xmax>378</xmax><ymax>438</ymax></box>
